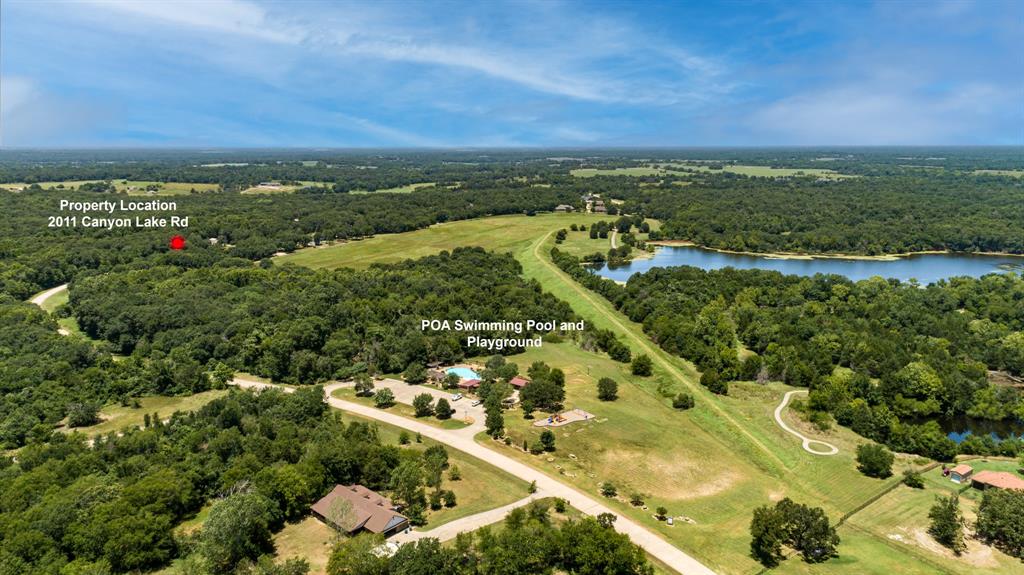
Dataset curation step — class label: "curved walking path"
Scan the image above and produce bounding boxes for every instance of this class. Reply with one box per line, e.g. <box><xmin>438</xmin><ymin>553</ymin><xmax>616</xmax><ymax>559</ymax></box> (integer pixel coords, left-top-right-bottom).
<box><xmin>232</xmin><ymin>377</ymin><xmax>716</xmax><ymax>575</ymax></box>
<box><xmin>773</xmin><ymin>390</ymin><xmax>838</xmax><ymax>455</ymax></box>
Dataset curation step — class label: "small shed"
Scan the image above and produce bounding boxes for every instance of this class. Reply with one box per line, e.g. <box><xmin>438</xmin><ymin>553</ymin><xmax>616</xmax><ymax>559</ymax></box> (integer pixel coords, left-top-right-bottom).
<box><xmin>457</xmin><ymin>378</ymin><xmax>481</xmax><ymax>390</ymax></box>
<box><xmin>554</xmin><ymin>204</ymin><xmax>574</xmax><ymax>213</ymax></box>
<box><xmin>509</xmin><ymin>376</ymin><xmax>530</xmax><ymax>389</ymax></box>
<box><xmin>949</xmin><ymin>464</ymin><xmax>974</xmax><ymax>484</ymax></box>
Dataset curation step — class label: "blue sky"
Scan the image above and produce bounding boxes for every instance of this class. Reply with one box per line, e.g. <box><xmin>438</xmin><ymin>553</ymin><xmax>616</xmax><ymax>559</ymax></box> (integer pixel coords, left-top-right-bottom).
<box><xmin>1</xmin><ymin>0</ymin><xmax>1021</xmax><ymax>147</ymax></box>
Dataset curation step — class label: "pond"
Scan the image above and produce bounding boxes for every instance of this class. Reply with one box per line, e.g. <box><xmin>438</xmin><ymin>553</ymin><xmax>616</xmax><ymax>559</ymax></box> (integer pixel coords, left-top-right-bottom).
<box><xmin>923</xmin><ymin>415</ymin><xmax>1024</xmax><ymax>444</ymax></box>
<box><xmin>594</xmin><ymin>245</ymin><xmax>1024</xmax><ymax>284</ymax></box>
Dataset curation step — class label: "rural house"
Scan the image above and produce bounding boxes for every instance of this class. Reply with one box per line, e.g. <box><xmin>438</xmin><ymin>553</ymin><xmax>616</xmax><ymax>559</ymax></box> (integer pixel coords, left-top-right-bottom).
<box><xmin>949</xmin><ymin>464</ymin><xmax>973</xmax><ymax>484</ymax></box>
<box><xmin>509</xmin><ymin>376</ymin><xmax>530</xmax><ymax>389</ymax></box>
<box><xmin>311</xmin><ymin>485</ymin><xmax>410</xmax><ymax>537</ymax></box>
<box><xmin>554</xmin><ymin>204</ymin><xmax>574</xmax><ymax>212</ymax></box>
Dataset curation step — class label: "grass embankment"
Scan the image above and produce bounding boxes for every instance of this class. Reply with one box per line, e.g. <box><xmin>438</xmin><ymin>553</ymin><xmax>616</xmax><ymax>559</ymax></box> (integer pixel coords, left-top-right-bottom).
<box><xmin>1</xmin><ymin>180</ymin><xmax>220</xmax><ymax>195</ymax></box>
<box><xmin>282</xmin><ymin>214</ymin><xmax>1017</xmax><ymax>574</ymax></box>
<box><xmin>276</xmin><ymin>213</ymin><xmax>608</xmax><ymax>269</ymax></box>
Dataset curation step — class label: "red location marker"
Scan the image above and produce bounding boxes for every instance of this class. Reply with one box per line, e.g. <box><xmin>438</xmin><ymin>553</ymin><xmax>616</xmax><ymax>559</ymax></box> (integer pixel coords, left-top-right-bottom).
<box><xmin>169</xmin><ymin>235</ymin><xmax>186</xmax><ymax>250</ymax></box>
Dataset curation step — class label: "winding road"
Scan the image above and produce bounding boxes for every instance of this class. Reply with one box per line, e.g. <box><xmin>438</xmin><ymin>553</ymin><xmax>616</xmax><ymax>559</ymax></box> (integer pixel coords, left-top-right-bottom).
<box><xmin>232</xmin><ymin>377</ymin><xmax>717</xmax><ymax>575</ymax></box>
<box><xmin>773</xmin><ymin>390</ymin><xmax>839</xmax><ymax>455</ymax></box>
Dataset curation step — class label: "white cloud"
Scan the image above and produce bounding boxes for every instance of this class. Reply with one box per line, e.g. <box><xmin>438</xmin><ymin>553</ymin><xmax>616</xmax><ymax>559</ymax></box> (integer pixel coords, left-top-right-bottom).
<box><xmin>81</xmin><ymin>0</ymin><xmax>300</xmax><ymax>43</ymax></box>
<box><xmin>747</xmin><ymin>82</ymin><xmax>1019</xmax><ymax>144</ymax></box>
<box><xmin>0</xmin><ymin>76</ymin><xmax>109</xmax><ymax>146</ymax></box>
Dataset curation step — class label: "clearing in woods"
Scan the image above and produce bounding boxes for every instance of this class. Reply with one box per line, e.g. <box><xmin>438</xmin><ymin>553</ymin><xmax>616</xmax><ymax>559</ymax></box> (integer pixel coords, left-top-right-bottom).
<box><xmin>0</xmin><ymin>180</ymin><xmax>220</xmax><ymax>194</ymax></box>
<box><xmin>276</xmin><ymin>213</ymin><xmax>608</xmax><ymax>269</ymax></box>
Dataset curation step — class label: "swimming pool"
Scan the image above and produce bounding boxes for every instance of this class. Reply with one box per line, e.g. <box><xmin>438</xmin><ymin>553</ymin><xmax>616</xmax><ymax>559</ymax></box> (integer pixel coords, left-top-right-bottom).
<box><xmin>446</xmin><ymin>367</ymin><xmax>480</xmax><ymax>380</ymax></box>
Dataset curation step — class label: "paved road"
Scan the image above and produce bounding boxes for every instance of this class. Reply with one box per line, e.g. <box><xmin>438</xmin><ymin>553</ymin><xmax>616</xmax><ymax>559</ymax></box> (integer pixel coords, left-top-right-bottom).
<box><xmin>391</xmin><ymin>493</ymin><xmax>546</xmax><ymax>544</ymax></box>
<box><xmin>232</xmin><ymin>377</ymin><xmax>717</xmax><ymax>575</ymax></box>
<box><xmin>774</xmin><ymin>390</ymin><xmax>839</xmax><ymax>455</ymax></box>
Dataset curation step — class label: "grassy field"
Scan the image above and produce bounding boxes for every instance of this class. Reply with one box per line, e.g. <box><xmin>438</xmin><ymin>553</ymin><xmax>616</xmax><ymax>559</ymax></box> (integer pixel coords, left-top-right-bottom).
<box><xmin>274</xmin><ymin>516</ymin><xmax>338</xmax><ymax>575</ymax></box>
<box><xmin>571</xmin><ymin>167</ymin><xmax>667</xmax><ymax>177</ymax></box>
<box><xmin>974</xmin><ymin>169</ymin><xmax>1024</xmax><ymax>178</ymax></box>
<box><xmin>836</xmin><ymin>458</ymin><xmax>1024</xmax><ymax>575</ymax></box>
<box><xmin>61</xmin><ymin>390</ymin><xmax>228</xmax><ymax>436</ymax></box>
<box><xmin>350</xmin><ymin>182</ymin><xmax>436</xmax><ymax>194</ymax></box>
<box><xmin>1</xmin><ymin>180</ymin><xmax>220</xmax><ymax>194</ymax></box>
<box><xmin>280</xmin><ymin>214</ymin><xmax>1008</xmax><ymax>574</ymax></box>
<box><xmin>240</xmin><ymin>180</ymin><xmax>322</xmax><ymax>194</ymax></box>
<box><xmin>276</xmin><ymin>213</ymin><xmax>608</xmax><ymax>269</ymax></box>
<box><xmin>556</xmin><ymin>221</ymin><xmax>661</xmax><ymax>260</ymax></box>
<box><xmin>657</xmin><ymin>163</ymin><xmax>856</xmax><ymax>179</ymax></box>
<box><xmin>568</xmin><ymin>163</ymin><xmax>855</xmax><ymax>181</ymax></box>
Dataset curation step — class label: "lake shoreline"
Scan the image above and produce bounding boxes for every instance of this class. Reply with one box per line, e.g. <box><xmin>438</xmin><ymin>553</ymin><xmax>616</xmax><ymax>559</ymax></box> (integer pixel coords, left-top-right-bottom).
<box><xmin>647</xmin><ymin>241</ymin><xmax>1024</xmax><ymax>262</ymax></box>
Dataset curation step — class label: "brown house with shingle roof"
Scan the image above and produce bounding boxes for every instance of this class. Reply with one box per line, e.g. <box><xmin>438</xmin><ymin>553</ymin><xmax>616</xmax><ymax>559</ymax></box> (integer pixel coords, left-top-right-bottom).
<box><xmin>311</xmin><ymin>485</ymin><xmax>409</xmax><ymax>537</ymax></box>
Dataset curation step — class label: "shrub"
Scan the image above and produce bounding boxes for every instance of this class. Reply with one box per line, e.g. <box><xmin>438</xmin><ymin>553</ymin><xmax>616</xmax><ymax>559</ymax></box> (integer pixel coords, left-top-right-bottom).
<box><xmin>631</xmin><ymin>354</ymin><xmax>653</xmax><ymax>376</ymax></box>
<box><xmin>856</xmin><ymin>443</ymin><xmax>894</xmax><ymax>478</ymax></box>
<box><xmin>597</xmin><ymin>377</ymin><xmax>618</xmax><ymax>401</ymax></box>
<box><xmin>672</xmin><ymin>393</ymin><xmax>695</xmax><ymax>410</ymax></box>
<box><xmin>601</xmin><ymin>482</ymin><xmax>617</xmax><ymax>498</ymax></box>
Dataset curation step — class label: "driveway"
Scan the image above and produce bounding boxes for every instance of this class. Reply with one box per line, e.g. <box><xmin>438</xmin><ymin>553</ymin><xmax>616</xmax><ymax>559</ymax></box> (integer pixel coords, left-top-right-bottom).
<box><xmin>233</xmin><ymin>377</ymin><xmax>717</xmax><ymax>575</ymax></box>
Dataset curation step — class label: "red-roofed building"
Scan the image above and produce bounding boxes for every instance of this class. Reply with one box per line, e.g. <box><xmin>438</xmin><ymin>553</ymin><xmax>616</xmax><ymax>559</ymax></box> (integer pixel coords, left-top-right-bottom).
<box><xmin>509</xmin><ymin>376</ymin><xmax>530</xmax><ymax>389</ymax></box>
<box><xmin>950</xmin><ymin>464</ymin><xmax>974</xmax><ymax>484</ymax></box>
<box><xmin>458</xmin><ymin>379</ymin><xmax>481</xmax><ymax>390</ymax></box>
<box><xmin>971</xmin><ymin>470</ymin><xmax>1024</xmax><ymax>491</ymax></box>
<box><xmin>311</xmin><ymin>485</ymin><xmax>409</xmax><ymax>537</ymax></box>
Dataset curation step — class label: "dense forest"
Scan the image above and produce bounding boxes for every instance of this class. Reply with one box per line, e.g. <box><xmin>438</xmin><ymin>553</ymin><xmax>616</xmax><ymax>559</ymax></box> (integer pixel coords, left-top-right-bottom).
<box><xmin>552</xmin><ymin>247</ymin><xmax>1024</xmax><ymax>459</ymax></box>
<box><xmin>70</xmin><ymin>248</ymin><xmax>578</xmax><ymax>381</ymax></box>
<box><xmin>0</xmin><ymin>186</ymin><xmax>579</xmax><ymax>299</ymax></box>
<box><xmin>0</xmin><ymin>296</ymin><xmax>217</xmax><ymax>448</ymax></box>
<box><xmin>622</xmin><ymin>173</ymin><xmax>1024</xmax><ymax>255</ymax></box>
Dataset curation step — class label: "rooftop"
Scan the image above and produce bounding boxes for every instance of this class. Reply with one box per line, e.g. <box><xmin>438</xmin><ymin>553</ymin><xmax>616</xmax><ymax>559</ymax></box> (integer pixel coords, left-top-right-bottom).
<box><xmin>311</xmin><ymin>484</ymin><xmax>408</xmax><ymax>534</ymax></box>
<box><xmin>973</xmin><ymin>470</ymin><xmax>1024</xmax><ymax>490</ymax></box>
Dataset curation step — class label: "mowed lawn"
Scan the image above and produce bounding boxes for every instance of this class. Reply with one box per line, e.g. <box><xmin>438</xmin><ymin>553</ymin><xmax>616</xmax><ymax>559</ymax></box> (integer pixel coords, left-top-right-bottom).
<box><xmin>276</xmin><ymin>213</ymin><xmax>608</xmax><ymax>270</ymax></box>
<box><xmin>555</xmin><ymin>221</ymin><xmax>661</xmax><ymax>260</ymax></box>
<box><xmin>482</xmin><ymin>342</ymin><xmax>924</xmax><ymax>574</ymax></box>
<box><xmin>832</xmin><ymin>458</ymin><xmax>1024</xmax><ymax>575</ymax></box>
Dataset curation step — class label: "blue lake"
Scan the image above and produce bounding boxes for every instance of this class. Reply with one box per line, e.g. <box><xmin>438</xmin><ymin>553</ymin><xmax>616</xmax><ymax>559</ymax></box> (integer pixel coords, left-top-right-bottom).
<box><xmin>595</xmin><ymin>245</ymin><xmax>1024</xmax><ymax>284</ymax></box>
